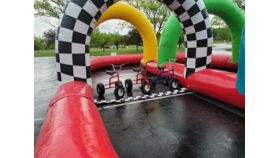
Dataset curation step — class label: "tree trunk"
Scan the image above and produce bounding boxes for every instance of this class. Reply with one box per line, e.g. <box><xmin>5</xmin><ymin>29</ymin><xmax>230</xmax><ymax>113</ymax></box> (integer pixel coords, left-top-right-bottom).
<box><xmin>136</xmin><ymin>44</ymin><xmax>138</xmax><ymax>52</ymax></box>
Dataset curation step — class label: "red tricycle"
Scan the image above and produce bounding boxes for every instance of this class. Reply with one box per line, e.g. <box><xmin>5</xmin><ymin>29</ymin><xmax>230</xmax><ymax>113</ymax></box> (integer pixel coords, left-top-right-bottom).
<box><xmin>150</xmin><ymin>59</ymin><xmax>179</xmax><ymax>91</ymax></box>
<box><xmin>124</xmin><ymin>61</ymin><xmax>152</xmax><ymax>95</ymax></box>
<box><xmin>96</xmin><ymin>64</ymin><xmax>125</xmax><ymax>100</ymax></box>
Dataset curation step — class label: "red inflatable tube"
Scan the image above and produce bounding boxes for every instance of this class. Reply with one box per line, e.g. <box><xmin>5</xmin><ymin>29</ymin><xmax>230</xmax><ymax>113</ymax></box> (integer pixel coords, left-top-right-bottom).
<box><xmin>176</xmin><ymin>52</ymin><xmax>238</xmax><ymax>71</ymax></box>
<box><xmin>145</xmin><ymin>62</ymin><xmax>244</xmax><ymax>109</ymax></box>
<box><xmin>185</xmin><ymin>69</ymin><xmax>245</xmax><ymax>109</ymax></box>
<box><xmin>211</xmin><ymin>53</ymin><xmax>238</xmax><ymax>71</ymax></box>
<box><xmin>90</xmin><ymin>54</ymin><xmax>143</xmax><ymax>70</ymax></box>
<box><xmin>35</xmin><ymin>81</ymin><xmax>119</xmax><ymax>158</ymax></box>
<box><xmin>90</xmin><ymin>53</ymin><xmax>237</xmax><ymax>71</ymax></box>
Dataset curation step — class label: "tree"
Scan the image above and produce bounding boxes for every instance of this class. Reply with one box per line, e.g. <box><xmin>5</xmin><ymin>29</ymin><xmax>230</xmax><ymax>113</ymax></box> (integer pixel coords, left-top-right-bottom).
<box><xmin>234</xmin><ymin>0</ymin><xmax>245</xmax><ymax>10</ymax></box>
<box><xmin>34</xmin><ymin>37</ymin><xmax>46</xmax><ymax>51</ymax></box>
<box><xmin>178</xmin><ymin>34</ymin><xmax>184</xmax><ymax>48</ymax></box>
<box><xmin>43</xmin><ymin>29</ymin><xmax>56</xmax><ymax>49</ymax></box>
<box><xmin>211</xmin><ymin>16</ymin><xmax>226</xmax><ymax>29</ymax></box>
<box><xmin>213</xmin><ymin>28</ymin><xmax>231</xmax><ymax>42</ymax></box>
<box><xmin>91</xmin><ymin>29</ymin><xmax>112</xmax><ymax>51</ymax></box>
<box><xmin>124</xmin><ymin>28</ymin><xmax>142</xmax><ymax>52</ymax></box>
<box><xmin>34</xmin><ymin>0</ymin><xmax>67</xmax><ymax>27</ymax></box>
<box><xmin>111</xmin><ymin>33</ymin><xmax>122</xmax><ymax>50</ymax></box>
<box><xmin>123</xmin><ymin>0</ymin><xmax>171</xmax><ymax>39</ymax></box>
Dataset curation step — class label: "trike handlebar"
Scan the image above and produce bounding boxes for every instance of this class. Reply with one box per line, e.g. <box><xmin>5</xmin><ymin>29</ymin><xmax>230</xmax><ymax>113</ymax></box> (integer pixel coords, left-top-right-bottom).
<box><xmin>111</xmin><ymin>64</ymin><xmax>124</xmax><ymax>72</ymax></box>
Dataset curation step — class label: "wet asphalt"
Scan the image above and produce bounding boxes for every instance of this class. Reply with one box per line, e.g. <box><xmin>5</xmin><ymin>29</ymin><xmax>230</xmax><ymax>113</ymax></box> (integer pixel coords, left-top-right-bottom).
<box><xmin>34</xmin><ymin>48</ymin><xmax>244</xmax><ymax>157</ymax></box>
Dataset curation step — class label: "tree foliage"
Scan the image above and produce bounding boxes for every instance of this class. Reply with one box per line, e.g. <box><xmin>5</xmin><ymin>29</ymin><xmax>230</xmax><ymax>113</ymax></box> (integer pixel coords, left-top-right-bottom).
<box><xmin>213</xmin><ymin>28</ymin><xmax>231</xmax><ymax>42</ymax></box>
<box><xmin>211</xmin><ymin>16</ymin><xmax>226</xmax><ymax>29</ymax></box>
<box><xmin>234</xmin><ymin>0</ymin><xmax>245</xmax><ymax>10</ymax></box>
<box><xmin>178</xmin><ymin>34</ymin><xmax>184</xmax><ymax>48</ymax></box>
<box><xmin>126</xmin><ymin>28</ymin><xmax>142</xmax><ymax>51</ymax></box>
<box><xmin>34</xmin><ymin>37</ymin><xmax>46</xmax><ymax>51</ymax></box>
<box><xmin>34</xmin><ymin>0</ymin><xmax>66</xmax><ymax>19</ymax></box>
<box><xmin>123</xmin><ymin>0</ymin><xmax>171</xmax><ymax>39</ymax></box>
<box><xmin>43</xmin><ymin>29</ymin><xmax>56</xmax><ymax>49</ymax></box>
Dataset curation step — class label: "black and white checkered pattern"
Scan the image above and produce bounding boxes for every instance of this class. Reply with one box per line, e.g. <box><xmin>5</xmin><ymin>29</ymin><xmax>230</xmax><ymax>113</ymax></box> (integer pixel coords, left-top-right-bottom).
<box><xmin>56</xmin><ymin>0</ymin><xmax>119</xmax><ymax>86</ymax></box>
<box><xmin>56</xmin><ymin>0</ymin><xmax>212</xmax><ymax>86</ymax></box>
<box><xmin>94</xmin><ymin>88</ymin><xmax>188</xmax><ymax>105</ymax></box>
<box><xmin>161</xmin><ymin>0</ymin><xmax>213</xmax><ymax>77</ymax></box>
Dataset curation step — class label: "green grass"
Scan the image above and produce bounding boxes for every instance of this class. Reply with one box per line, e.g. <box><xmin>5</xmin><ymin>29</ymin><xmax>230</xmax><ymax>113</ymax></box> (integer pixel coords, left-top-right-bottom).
<box><xmin>34</xmin><ymin>42</ymin><xmax>226</xmax><ymax>57</ymax></box>
<box><xmin>34</xmin><ymin>47</ymin><xmax>144</xmax><ymax>57</ymax></box>
<box><xmin>34</xmin><ymin>46</ymin><xmax>186</xmax><ymax>57</ymax></box>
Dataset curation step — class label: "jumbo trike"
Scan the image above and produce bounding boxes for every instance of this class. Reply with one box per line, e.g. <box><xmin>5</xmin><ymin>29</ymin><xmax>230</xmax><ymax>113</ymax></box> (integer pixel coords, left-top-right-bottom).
<box><xmin>124</xmin><ymin>62</ymin><xmax>152</xmax><ymax>95</ymax></box>
<box><xmin>150</xmin><ymin>59</ymin><xmax>179</xmax><ymax>91</ymax></box>
<box><xmin>96</xmin><ymin>64</ymin><xmax>125</xmax><ymax>100</ymax></box>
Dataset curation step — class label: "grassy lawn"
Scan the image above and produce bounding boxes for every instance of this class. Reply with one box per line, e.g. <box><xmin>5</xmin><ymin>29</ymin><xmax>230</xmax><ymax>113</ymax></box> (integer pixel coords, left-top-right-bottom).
<box><xmin>34</xmin><ymin>47</ymin><xmax>144</xmax><ymax>57</ymax></box>
<box><xmin>34</xmin><ymin>46</ymin><xmax>185</xmax><ymax>57</ymax></box>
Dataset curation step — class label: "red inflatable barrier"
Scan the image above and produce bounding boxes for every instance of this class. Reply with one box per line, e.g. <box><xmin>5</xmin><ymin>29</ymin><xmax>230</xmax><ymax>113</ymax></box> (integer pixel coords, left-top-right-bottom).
<box><xmin>176</xmin><ymin>52</ymin><xmax>238</xmax><ymax>71</ymax></box>
<box><xmin>145</xmin><ymin>62</ymin><xmax>244</xmax><ymax>109</ymax></box>
<box><xmin>90</xmin><ymin>53</ymin><xmax>238</xmax><ymax>71</ymax></box>
<box><xmin>90</xmin><ymin>54</ymin><xmax>143</xmax><ymax>70</ymax></box>
<box><xmin>35</xmin><ymin>81</ymin><xmax>119</xmax><ymax>158</ymax></box>
<box><xmin>185</xmin><ymin>69</ymin><xmax>245</xmax><ymax>109</ymax></box>
<box><xmin>211</xmin><ymin>53</ymin><xmax>238</xmax><ymax>71</ymax></box>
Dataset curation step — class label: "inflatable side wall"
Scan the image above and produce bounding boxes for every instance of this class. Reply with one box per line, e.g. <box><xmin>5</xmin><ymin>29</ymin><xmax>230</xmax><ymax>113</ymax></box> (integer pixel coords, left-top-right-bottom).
<box><xmin>35</xmin><ymin>82</ymin><xmax>119</xmax><ymax>158</ymax></box>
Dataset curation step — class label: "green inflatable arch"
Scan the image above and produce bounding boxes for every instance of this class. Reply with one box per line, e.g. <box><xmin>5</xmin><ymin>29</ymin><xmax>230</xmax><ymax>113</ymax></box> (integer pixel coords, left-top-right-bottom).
<box><xmin>158</xmin><ymin>0</ymin><xmax>245</xmax><ymax>66</ymax></box>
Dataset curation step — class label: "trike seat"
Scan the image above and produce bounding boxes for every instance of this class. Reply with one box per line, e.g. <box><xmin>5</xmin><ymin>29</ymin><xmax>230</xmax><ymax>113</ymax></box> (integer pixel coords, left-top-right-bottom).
<box><xmin>106</xmin><ymin>70</ymin><xmax>117</xmax><ymax>76</ymax></box>
<box><xmin>132</xmin><ymin>67</ymin><xmax>142</xmax><ymax>72</ymax></box>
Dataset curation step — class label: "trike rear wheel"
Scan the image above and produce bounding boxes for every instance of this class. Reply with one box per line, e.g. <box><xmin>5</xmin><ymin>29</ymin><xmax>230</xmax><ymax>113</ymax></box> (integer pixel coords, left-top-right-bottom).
<box><xmin>114</xmin><ymin>85</ymin><xmax>125</xmax><ymax>100</ymax></box>
<box><xmin>169</xmin><ymin>78</ymin><xmax>179</xmax><ymax>91</ymax></box>
<box><xmin>97</xmin><ymin>83</ymin><xmax>105</xmax><ymax>96</ymax></box>
<box><xmin>140</xmin><ymin>80</ymin><xmax>151</xmax><ymax>95</ymax></box>
<box><xmin>125</xmin><ymin>79</ymin><xmax>133</xmax><ymax>91</ymax></box>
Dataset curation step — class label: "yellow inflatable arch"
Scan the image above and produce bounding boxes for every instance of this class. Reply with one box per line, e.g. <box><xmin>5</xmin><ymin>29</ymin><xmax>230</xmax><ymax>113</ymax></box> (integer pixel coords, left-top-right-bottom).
<box><xmin>95</xmin><ymin>2</ymin><xmax>158</xmax><ymax>62</ymax></box>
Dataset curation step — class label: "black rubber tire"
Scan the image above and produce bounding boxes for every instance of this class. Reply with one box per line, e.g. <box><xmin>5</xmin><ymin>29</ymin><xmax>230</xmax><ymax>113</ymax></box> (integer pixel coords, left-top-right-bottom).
<box><xmin>169</xmin><ymin>78</ymin><xmax>179</xmax><ymax>91</ymax></box>
<box><xmin>114</xmin><ymin>85</ymin><xmax>125</xmax><ymax>100</ymax></box>
<box><xmin>125</xmin><ymin>79</ymin><xmax>133</xmax><ymax>91</ymax></box>
<box><xmin>96</xmin><ymin>83</ymin><xmax>105</xmax><ymax>96</ymax></box>
<box><xmin>149</xmin><ymin>79</ymin><xmax>156</xmax><ymax>87</ymax></box>
<box><xmin>140</xmin><ymin>80</ymin><xmax>151</xmax><ymax>95</ymax></box>
<box><xmin>163</xmin><ymin>78</ymin><xmax>169</xmax><ymax>85</ymax></box>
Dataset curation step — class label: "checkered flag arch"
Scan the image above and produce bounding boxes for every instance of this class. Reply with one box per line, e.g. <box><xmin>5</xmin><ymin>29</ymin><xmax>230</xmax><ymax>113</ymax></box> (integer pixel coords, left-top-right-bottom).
<box><xmin>160</xmin><ymin>0</ymin><xmax>213</xmax><ymax>77</ymax></box>
<box><xmin>56</xmin><ymin>0</ymin><xmax>212</xmax><ymax>86</ymax></box>
<box><xmin>55</xmin><ymin>0</ymin><xmax>120</xmax><ymax>86</ymax></box>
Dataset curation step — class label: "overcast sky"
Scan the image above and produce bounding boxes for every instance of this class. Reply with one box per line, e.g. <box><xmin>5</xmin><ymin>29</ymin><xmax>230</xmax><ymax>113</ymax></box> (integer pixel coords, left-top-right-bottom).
<box><xmin>35</xmin><ymin>15</ymin><xmax>215</xmax><ymax>37</ymax></box>
<box><xmin>34</xmin><ymin>17</ymin><xmax>129</xmax><ymax>37</ymax></box>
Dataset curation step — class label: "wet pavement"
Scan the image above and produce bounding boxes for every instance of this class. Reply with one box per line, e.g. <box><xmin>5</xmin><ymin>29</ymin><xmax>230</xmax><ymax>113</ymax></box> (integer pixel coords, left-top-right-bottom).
<box><xmin>34</xmin><ymin>57</ymin><xmax>59</xmax><ymax>142</ymax></box>
<box><xmin>34</xmin><ymin>45</ymin><xmax>244</xmax><ymax>157</ymax></box>
<box><xmin>100</xmin><ymin>94</ymin><xmax>244</xmax><ymax>158</ymax></box>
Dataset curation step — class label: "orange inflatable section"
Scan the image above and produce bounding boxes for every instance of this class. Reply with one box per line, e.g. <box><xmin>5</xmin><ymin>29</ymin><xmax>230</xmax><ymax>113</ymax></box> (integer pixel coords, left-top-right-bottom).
<box><xmin>35</xmin><ymin>82</ymin><xmax>119</xmax><ymax>158</ymax></box>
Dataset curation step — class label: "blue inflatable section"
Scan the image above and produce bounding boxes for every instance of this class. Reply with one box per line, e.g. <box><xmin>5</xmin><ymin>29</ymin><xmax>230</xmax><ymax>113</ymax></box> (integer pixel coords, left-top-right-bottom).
<box><xmin>236</xmin><ymin>27</ymin><xmax>245</xmax><ymax>94</ymax></box>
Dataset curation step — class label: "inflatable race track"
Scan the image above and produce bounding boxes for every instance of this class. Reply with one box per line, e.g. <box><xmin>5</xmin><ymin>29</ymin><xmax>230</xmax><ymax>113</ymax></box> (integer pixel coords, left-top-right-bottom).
<box><xmin>35</xmin><ymin>0</ymin><xmax>245</xmax><ymax>157</ymax></box>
